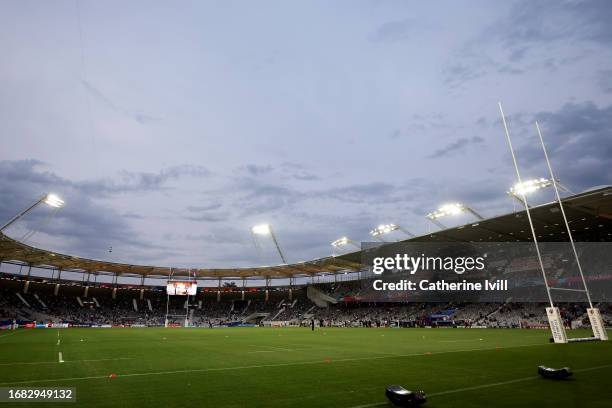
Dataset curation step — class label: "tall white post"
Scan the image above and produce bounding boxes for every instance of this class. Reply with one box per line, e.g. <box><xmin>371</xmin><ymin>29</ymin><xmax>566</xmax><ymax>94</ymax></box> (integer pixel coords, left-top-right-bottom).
<box><xmin>535</xmin><ymin>122</ymin><xmax>593</xmax><ymax>307</ymax></box>
<box><xmin>498</xmin><ymin>103</ymin><xmax>566</xmax><ymax>343</ymax></box>
<box><xmin>535</xmin><ymin>122</ymin><xmax>606</xmax><ymax>340</ymax></box>
<box><xmin>499</xmin><ymin>103</ymin><xmax>554</xmax><ymax>307</ymax></box>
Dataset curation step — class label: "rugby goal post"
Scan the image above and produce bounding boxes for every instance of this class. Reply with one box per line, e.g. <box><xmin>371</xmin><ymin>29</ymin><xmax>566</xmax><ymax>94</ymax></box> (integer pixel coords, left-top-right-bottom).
<box><xmin>499</xmin><ymin>104</ymin><xmax>607</xmax><ymax>343</ymax></box>
<box><xmin>164</xmin><ymin>268</ymin><xmax>197</xmax><ymax>328</ymax></box>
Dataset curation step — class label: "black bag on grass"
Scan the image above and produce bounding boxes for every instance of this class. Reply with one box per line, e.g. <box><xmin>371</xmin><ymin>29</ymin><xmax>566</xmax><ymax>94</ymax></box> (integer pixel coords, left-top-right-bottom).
<box><xmin>538</xmin><ymin>366</ymin><xmax>572</xmax><ymax>379</ymax></box>
<box><xmin>385</xmin><ymin>385</ymin><xmax>426</xmax><ymax>407</ymax></box>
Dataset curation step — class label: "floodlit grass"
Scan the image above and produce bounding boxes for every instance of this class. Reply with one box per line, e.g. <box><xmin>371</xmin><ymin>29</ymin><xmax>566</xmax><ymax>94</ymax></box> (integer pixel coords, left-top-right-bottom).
<box><xmin>0</xmin><ymin>327</ymin><xmax>610</xmax><ymax>407</ymax></box>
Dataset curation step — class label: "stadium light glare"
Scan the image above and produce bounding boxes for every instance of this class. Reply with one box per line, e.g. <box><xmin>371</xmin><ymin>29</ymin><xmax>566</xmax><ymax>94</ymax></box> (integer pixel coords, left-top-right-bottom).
<box><xmin>331</xmin><ymin>236</ymin><xmax>359</xmax><ymax>249</ymax></box>
<box><xmin>509</xmin><ymin>178</ymin><xmax>552</xmax><ymax>197</ymax></box>
<box><xmin>369</xmin><ymin>223</ymin><xmax>415</xmax><ymax>241</ymax></box>
<box><xmin>370</xmin><ymin>223</ymin><xmax>399</xmax><ymax>237</ymax></box>
<box><xmin>250</xmin><ymin>223</ymin><xmax>287</xmax><ymax>264</ymax></box>
<box><xmin>251</xmin><ymin>224</ymin><xmax>272</xmax><ymax>235</ymax></box>
<box><xmin>1</xmin><ymin>192</ymin><xmax>66</xmax><ymax>232</ymax></box>
<box><xmin>426</xmin><ymin>202</ymin><xmax>483</xmax><ymax>229</ymax></box>
<box><xmin>43</xmin><ymin>193</ymin><xmax>65</xmax><ymax>208</ymax></box>
<box><xmin>427</xmin><ymin>203</ymin><xmax>464</xmax><ymax>220</ymax></box>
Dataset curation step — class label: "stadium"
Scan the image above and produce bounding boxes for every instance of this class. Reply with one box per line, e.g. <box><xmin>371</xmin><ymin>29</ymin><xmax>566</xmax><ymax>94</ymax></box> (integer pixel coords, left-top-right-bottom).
<box><xmin>2</xmin><ymin>1</ymin><xmax>612</xmax><ymax>407</ymax></box>
<box><xmin>1</xmin><ymin>185</ymin><xmax>611</xmax><ymax>407</ymax></box>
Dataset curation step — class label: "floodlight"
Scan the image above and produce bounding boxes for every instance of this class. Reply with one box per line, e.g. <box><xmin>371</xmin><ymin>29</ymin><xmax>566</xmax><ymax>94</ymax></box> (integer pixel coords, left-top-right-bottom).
<box><xmin>331</xmin><ymin>237</ymin><xmax>349</xmax><ymax>247</ymax></box>
<box><xmin>43</xmin><ymin>193</ymin><xmax>65</xmax><ymax>208</ymax></box>
<box><xmin>251</xmin><ymin>224</ymin><xmax>272</xmax><ymax>235</ymax></box>
<box><xmin>331</xmin><ymin>236</ymin><xmax>359</xmax><ymax>249</ymax></box>
<box><xmin>426</xmin><ymin>202</ymin><xmax>483</xmax><ymax>229</ymax></box>
<box><xmin>370</xmin><ymin>224</ymin><xmax>399</xmax><ymax>237</ymax></box>
<box><xmin>250</xmin><ymin>223</ymin><xmax>287</xmax><ymax>264</ymax></box>
<box><xmin>509</xmin><ymin>178</ymin><xmax>552</xmax><ymax>197</ymax></box>
<box><xmin>427</xmin><ymin>203</ymin><xmax>464</xmax><ymax>220</ymax></box>
<box><xmin>1</xmin><ymin>192</ymin><xmax>66</xmax><ymax>232</ymax></box>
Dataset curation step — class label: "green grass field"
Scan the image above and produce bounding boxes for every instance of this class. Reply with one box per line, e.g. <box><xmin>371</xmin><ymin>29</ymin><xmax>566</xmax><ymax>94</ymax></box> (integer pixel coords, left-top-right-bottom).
<box><xmin>0</xmin><ymin>327</ymin><xmax>610</xmax><ymax>407</ymax></box>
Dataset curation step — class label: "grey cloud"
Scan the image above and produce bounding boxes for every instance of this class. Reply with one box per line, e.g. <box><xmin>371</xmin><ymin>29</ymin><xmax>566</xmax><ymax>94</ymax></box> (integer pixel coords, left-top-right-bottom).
<box><xmin>232</xmin><ymin>177</ymin><xmax>430</xmax><ymax>215</ymax></box>
<box><xmin>122</xmin><ymin>212</ymin><xmax>146</xmax><ymax>219</ymax></box>
<box><xmin>76</xmin><ymin>165</ymin><xmax>211</xmax><ymax>197</ymax></box>
<box><xmin>598</xmin><ymin>70</ymin><xmax>612</xmax><ymax>93</ymax></box>
<box><xmin>184</xmin><ymin>213</ymin><xmax>229</xmax><ymax>223</ymax></box>
<box><xmin>443</xmin><ymin>60</ymin><xmax>488</xmax><ymax>86</ymax></box>
<box><xmin>217</xmin><ymin>177</ymin><xmax>415</xmax><ymax>227</ymax></box>
<box><xmin>185</xmin><ymin>213</ymin><xmax>228</xmax><ymax>222</ymax></box>
<box><xmin>497</xmin><ymin>65</ymin><xmax>523</xmax><ymax>75</ymax></box>
<box><xmin>2</xmin><ymin>2</ymin><xmax>608</xmax><ymax>269</ymax></box>
<box><xmin>0</xmin><ymin>160</ymin><xmax>216</xmax><ymax>264</ymax></box>
<box><xmin>0</xmin><ymin>160</ymin><xmax>161</xmax><ymax>261</ymax></box>
<box><xmin>371</xmin><ymin>19</ymin><xmax>417</xmax><ymax>43</ymax></box>
<box><xmin>508</xmin><ymin>47</ymin><xmax>529</xmax><ymax>62</ymax></box>
<box><xmin>279</xmin><ymin>162</ymin><xmax>307</xmax><ymax>170</ymax></box>
<box><xmin>184</xmin><ymin>202</ymin><xmax>227</xmax><ymax>223</ymax></box>
<box><xmin>239</xmin><ymin>187</ymin><xmax>302</xmax><ymax>214</ymax></box>
<box><xmin>516</xmin><ymin>102</ymin><xmax>612</xmax><ymax>189</ymax></box>
<box><xmin>444</xmin><ymin>0</ymin><xmax>612</xmax><ymax>87</ymax></box>
<box><xmin>244</xmin><ymin>164</ymin><xmax>273</xmax><ymax>176</ymax></box>
<box><xmin>241</xmin><ymin>162</ymin><xmax>320</xmax><ymax>181</ymax></box>
<box><xmin>292</xmin><ymin>173</ymin><xmax>319</xmax><ymax>181</ymax></box>
<box><xmin>475</xmin><ymin>117</ymin><xmax>489</xmax><ymax>128</ymax></box>
<box><xmin>186</xmin><ymin>203</ymin><xmax>222</xmax><ymax>212</ymax></box>
<box><xmin>0</xmin><ymin>158</ymin><xmax>521</xmax><ymax>268</ymax></box>
<box><xmin>324</xmin><ymin>182</ymin><xmax>396</xmax><ymax>204</ymax></box>
<box><xmin>428</xmin><ymin>136</ymin><xmax>484</xmax><ymax>159</ymax></box>
<box><xmin>279</xmin><ymin>162</ymin><xmax>320</xmax><ymax>181</ymax></box>
<box><xmin>390</xmin><ymin>129</ymin><xmax>402</xmax><ymax>140</ymax></box>
<box><xmin>186</xmin><ymin>226</ymin><xmax>250</xmax><ymax>246</ymax></box>
<box><xmin>497</xmin><ymin>0</ymin><xmax>612</xmax><ymax>50</ymax></box>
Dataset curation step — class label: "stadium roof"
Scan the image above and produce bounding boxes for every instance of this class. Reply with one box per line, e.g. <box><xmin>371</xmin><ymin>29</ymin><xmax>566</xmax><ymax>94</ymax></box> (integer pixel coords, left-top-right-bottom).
<box><xmin>1</xmin><ymin>186</ymin><xmax>611</xmax><ymax>279</ymax></box>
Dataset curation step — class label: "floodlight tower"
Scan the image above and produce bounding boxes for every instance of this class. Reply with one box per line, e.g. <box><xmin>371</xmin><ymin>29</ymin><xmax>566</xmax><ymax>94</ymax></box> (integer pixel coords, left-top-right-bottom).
<box><xmin>331</xmin><ymin>236</ymin><xmax>360</xmax><ymax>252</ymax></box>
<box><xmin>369</xmin><ymin>224</ymin><xmax>415</xmax><ymax>242</ymax></box>
<box><xmin>251</xmin><ymin>224</ymin><xmax>287</xmax><ymax>264</ymax></box>
<box><xmin>508</xmin><ymin>177</ymin><xmax>571</xmax><ymax>205</ymax></box>
<box><xmin>425</xmin><ymin>203</ymin><xmax>483</xmax><ymax>229</ymax></box>
<box><xmin>0</xmin><ymin>193</ymin><xmax>65</xmax><ymax>232</ymax></box>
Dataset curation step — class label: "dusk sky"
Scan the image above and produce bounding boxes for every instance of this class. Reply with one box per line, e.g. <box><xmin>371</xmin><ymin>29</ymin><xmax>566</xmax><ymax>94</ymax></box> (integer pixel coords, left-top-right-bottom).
<box><xmin>1</xmin><ymin>0</ymin><xmax>611</xmax><ymax>269</ymax></box>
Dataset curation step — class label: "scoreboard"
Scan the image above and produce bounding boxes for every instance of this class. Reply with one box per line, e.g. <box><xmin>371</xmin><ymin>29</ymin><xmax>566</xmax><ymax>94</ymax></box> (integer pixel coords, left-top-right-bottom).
<box><xmin>166</xmin><ymin>281</ymin><xmax>197</xmax><ymax>296</ymax></box>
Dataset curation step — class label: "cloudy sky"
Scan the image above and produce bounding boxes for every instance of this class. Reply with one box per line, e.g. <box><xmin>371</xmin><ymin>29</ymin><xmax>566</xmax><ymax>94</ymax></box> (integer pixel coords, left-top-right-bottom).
<box><xmin>1</xmin><ymin>0</ymin><xmax>611</xmax><ymax>269</ymax></box>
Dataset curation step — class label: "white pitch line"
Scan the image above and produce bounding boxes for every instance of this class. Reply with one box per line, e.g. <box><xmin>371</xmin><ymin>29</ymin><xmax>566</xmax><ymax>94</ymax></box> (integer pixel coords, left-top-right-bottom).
<box><xmin>0</xmin><ymin>342</ymin><xmax>557</xmax><ymax>386</ymax></box>
<box><xmin>247</xmin><ymin>348</ymin><xmax>312</xmax><ymax>354</ymax></box>
<box><xmin>247</xmin><ymin>344</ymin><xmax>317</xmax><ymax>353</ymax></box>
<box><xmin>58</xmin><ymin>352</ymin><xmax>64</xmax><ymax>363</ymax></box>
<box><xmin>283</xmin><ymin>343</ymin><xmax>315</xmax><ymax>348</ymax></box>
<box><xmin>430</xmin><ymin>364</ymin><xmax>612</xmax><ymax>397</ymax></box>
<box><xmin>0</xmin><ymin>357</ymin><xmax>133</xmax><ymax>367</ymax></box>
<box><xmin>56</xmin><ymin>330</ymin><xmax>60</xmax><ymax>346</ymax></box>
<box><xmin>346</xmin><ymin>364</ymin><xmax>612</xmax><ymax>408</ymax></box>
<box><xmin>74</xmin><ymin>357</ymin><xmax>134</xmax><ymax>363</ymax></box>
<box><xmin>248</xmin><ymin>345</ymin><xmax>293</xmax><ymax>352</ymax></box>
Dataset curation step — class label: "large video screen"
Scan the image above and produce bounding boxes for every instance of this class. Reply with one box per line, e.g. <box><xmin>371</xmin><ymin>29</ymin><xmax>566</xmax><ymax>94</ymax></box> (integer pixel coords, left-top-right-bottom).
<box><xmin>166</xmin><ymin>281</ymin><xmax>197</xmax><ymax>296</ymax></box>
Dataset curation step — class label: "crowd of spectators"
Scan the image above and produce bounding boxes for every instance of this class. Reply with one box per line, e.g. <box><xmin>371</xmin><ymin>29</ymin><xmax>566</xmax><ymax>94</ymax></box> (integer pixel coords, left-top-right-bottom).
<box><xmin>1</xmin><ymin>278</ymin><xmax>610</xmax><ymax>329</ymax></box>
